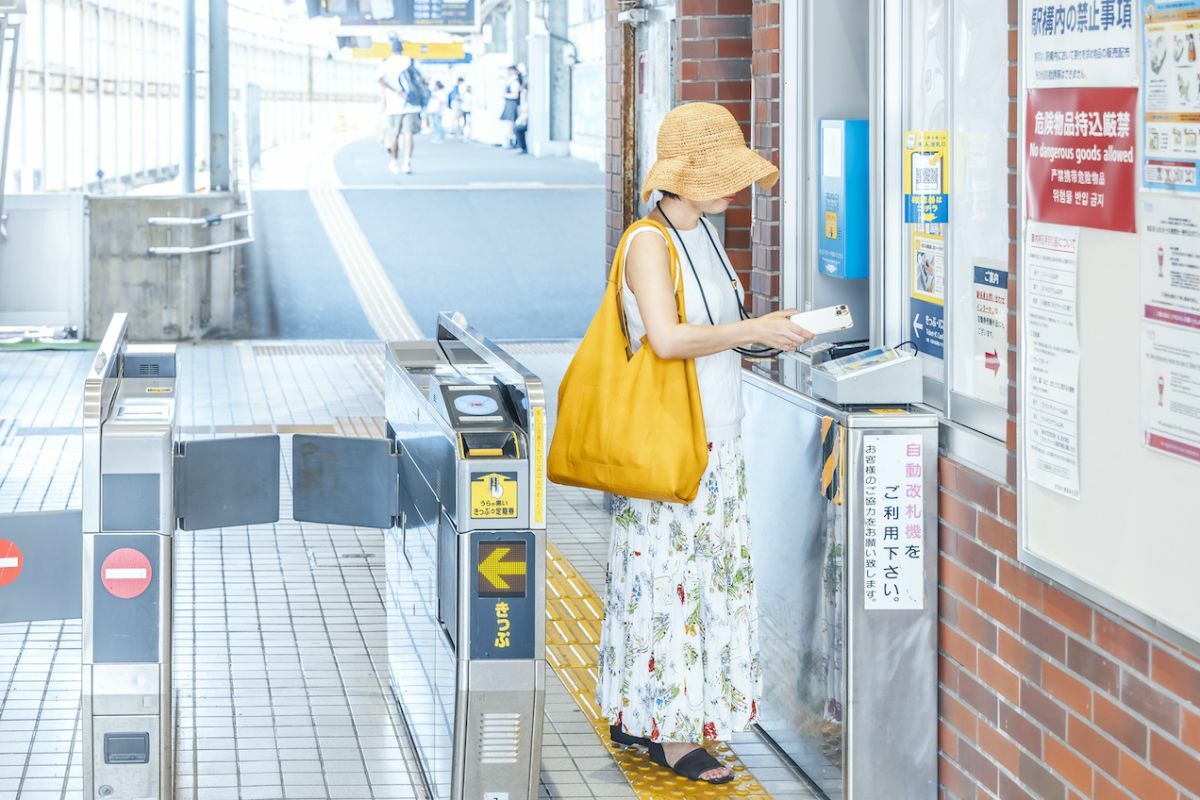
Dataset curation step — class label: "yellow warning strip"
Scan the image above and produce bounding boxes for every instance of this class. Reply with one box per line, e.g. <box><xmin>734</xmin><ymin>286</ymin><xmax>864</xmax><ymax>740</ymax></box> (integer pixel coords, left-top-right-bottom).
<box><xmin>307</xmin><ymin>186</ymin><xmax>422</xmax><ymax>342</ymax></box>
<box><xmin>544</xmin><ymin>541</ymin><xmax>770</xmax><ymax>799</ymax></box>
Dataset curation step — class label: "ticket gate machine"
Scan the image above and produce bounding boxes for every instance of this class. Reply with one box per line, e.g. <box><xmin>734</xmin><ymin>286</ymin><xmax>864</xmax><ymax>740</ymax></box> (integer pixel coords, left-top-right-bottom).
<box><xmin>292</xmin><ymin>312</ymin><xmax>546</xmax><ymax>800</ymax></box>
<box><xmin>0</xmin><ymin>313</ymin><xmax>281</xmax><ymax>800</ymax></box>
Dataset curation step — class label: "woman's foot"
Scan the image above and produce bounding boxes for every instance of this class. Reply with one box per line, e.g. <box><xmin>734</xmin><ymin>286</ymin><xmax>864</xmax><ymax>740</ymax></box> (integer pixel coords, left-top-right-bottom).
<box><xmin>650</xmin><ymin>742</ymin><xmax>733</xmax><ymax>784</ymax></box>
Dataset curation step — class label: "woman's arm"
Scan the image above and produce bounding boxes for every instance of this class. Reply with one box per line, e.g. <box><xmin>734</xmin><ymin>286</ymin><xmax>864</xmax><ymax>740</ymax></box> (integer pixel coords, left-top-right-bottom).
<box><xmin>624</xmin><ymin>231</ymin><xmax>813</xmax><ymax>360</ymax></box>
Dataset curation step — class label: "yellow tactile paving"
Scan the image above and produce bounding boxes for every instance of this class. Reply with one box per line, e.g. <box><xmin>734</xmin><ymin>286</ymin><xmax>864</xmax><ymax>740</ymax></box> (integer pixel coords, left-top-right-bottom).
<box><xmin>544</xmin><ymin>541</ymin><xmax>772</xmax><ymax>799</ymax></box>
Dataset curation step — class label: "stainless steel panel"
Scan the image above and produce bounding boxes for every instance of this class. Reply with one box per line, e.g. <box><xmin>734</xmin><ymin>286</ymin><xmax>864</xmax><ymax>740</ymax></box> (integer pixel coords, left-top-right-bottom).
<box><xmin>743</xmin><ymin>378</ymin><xmax>847</xmax><ymax>794</ymax></box>
<box><xmin>291</xmin><ymin>434</ymin><xmax>396</xmax><ymax>529</ymax></box>
<box><xmin>84</xmin><ymin>315</ymin><xmax>128</xmax><ymax>533</ymax></box>
<box><xmin>845</xmin><ymin>425</ymin><xmax>938</xmax><ymax>799</ymax></box>
<box><xmin>89</xmin><ymin>663</ymin><xmax>161</xmax><ymax>716</ymax></box>
<box><xmin>458</xmin><ymin>660</ymin><xmax>541</xmax><ymax>800</ymax></box>
<box><xmin>88</xmin><ymin>714</ymin><xmax>160</xmax><ymax>800</ymax></box>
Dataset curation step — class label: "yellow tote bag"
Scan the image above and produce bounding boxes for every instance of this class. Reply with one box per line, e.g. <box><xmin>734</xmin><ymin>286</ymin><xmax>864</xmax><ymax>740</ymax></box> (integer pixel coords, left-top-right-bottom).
<box><xmin>548</xmin><ymin>219</ymin><xmax>708</xmax><ymax>504</ymax></box>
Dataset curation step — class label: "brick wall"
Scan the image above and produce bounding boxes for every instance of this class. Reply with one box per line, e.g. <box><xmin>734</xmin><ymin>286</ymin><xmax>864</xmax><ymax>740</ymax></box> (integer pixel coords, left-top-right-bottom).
<box><xmin>749</xmin><ymin>0</ymin><xmax>782</xmax><ymax>316</ymax></box>
<box><xmin>936</xmin><ymin>2</ymin><xmax>1200</xmax><ymax>798</ymax></box>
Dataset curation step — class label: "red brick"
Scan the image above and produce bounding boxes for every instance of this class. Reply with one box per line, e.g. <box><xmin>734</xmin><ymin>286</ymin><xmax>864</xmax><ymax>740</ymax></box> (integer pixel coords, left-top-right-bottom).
<box><xmin>999</xmin><ymin>489</ymin><xmax>1017</xmax><ymax>523</ymax></box>
<box><xmin>956</xmin><ymin>532</ymin><xmax>998</xmax><ymax>582</ymax></box>
<box><xmin>697</xmin><ymin>59</ymin><xmax>751</xmax><ymax>82</ymax></box>
<box><xmin>1020</xmin><ymin>750</ymin><xmax>1068</xmax><ymax>800</ymax></box>
<box><xmin>1021</xmin><ymin>608</ymin><xmax>1067</xmax><ymax>662</ymax></box>
<box><xmin>1152</xmin><ymin>647</ymin><xmax>1200</xmax><ymax>707</ymax></box>
<box><xmin>1151</xmin><ymin>731</ymin><xmax>1200</xmax><ymax>796</ymax></box>
<box><xmin>941</xmin><ymin>489</ymin><xmax>978</xmax><ymax>534</ymax></box>
<box><xmin>679</xmin><ymin>82</ymin><xmax>717</xmax><ymax>101</ymax></box>
<box><xmin>1043</xmin><ymin>661</ymin><xmax>1093</xmax><ymax>719</ymax></box>
<box><xmin>1118</xmin><ymin>749</ymin><xmax>1176</xmax><ymax>799</ymax></box>
<box><xmin>941</xmin><ymin>754</ymin><xmax>978</xmax><ymax>800</ymax></box>
<box><xmin>1022</xmin><ymin>680</ymin><xmax>1067</xmax><ymax>739</ymax></box>
<box><xmin>978</xmin><ymin>513</ymin><xmax>1018</xmax><ymax>560</ymax></box>
<box><xmin>1066</xmin><ymin>638</ymin><xmax>1119</xmax><ymax>697</ymax></box>
<box><xmin>1094</xmin><ymin>615</ymin><xmax>1150</xmax><ymax>675</ymax></box>
<box><xmin>1094</xmin><ymin>694</ymin><xmax>1148</xmax><ymax>757</ymax></box>
<box><xmin>1000</xmin><ymin>700</ymin><xmax>1044</xmax><ymax>756</ymax></box>
<box><xmin>1120</xmin><ymin>671</ymin><xmax>1181</xmax><ymax>736</ymax></box>
<box><xmin>998</xmin><ymin>772</ymin><xmax>1036</xmax><ymax>800</ymax></box>
<box><xmin>716</xmin><ymin>0</ymin><xmax>753</xmax><ymax>14</ymax></box>
<box><xmin>1043</xmin><ymin>587</ymin><xmax>1093</xmax><ymax>639</ymax></box>
<box><xmin>941</xmin><ymin>555</ymin><xmax>979</xmax><ymax>604</ymax></box>
<box><xmin>979</xmin><ymin>581</ymin><xmax>1020</xmax><ymax>632</ymax></box>
<box><xmin>980</xmin><ymin>717</ymin><xmax>1021</xmax><ymax>774</ymax></box>
<box><xmin>1068</xmin><ymin>715</ymin><xmax>1120</xmax><ymax>778</ymax></box>
<box><xmin>961</xmin><ymin>670</ymin><xmax>1000</xmax><ymax>725</ymax></box>
<box><xmin>980</xmin><ymin>650</ymin><xmax>1021</xmax><ymax>705</ymax></box>
<box><xmin>1045</xmin><ymin>735</ymin><xmax>1093</xmax><ymax>794</ymax></box>
<box><xmin>1183</xmin><ymin>709</ymin><xmax>1200</xmax><ymax>751</ymax></box>
<box><xmin>999</xmin><ymin>560</ymin><xmax>1045</xmax><ymax>611</ymax></box>
<box><xmin>942</xmin><ymin>689</ymin><xmax>980</xmax><ymax>739</ymax></box>
<box><xmin>940</xmin><ymin>719</ymin><xmax>959</xmax><ymax>759</ymax></box>
<box><xmin>680</xmin><ymin>0</ymin><xmax>716</xmax><ymax>16</ymax></box>
<box><xmin>717</xmin><ymin>37</ymin><xmax>753</xmax><ymax>59</ymax></box>
<box><xmin>959</xmin><ymin>603</ymin><xmax>999</xmax><ymax>653</ymax></box>
<box><xmin>680</xmin><ymin>38</ymin><xmax>715</xmax><ymax>59</ymax></box>
<box><xmin>999</xmin><ymin>629</ymin><xmax>1044</xmax><ymax>684</ymax></box>
<box><xmin>698</xmin><ymin>16</ymin><xmax>753</xmax><ymax>38</ymax></box>
<box><xmin>941</xmin><ymin>457</ymin><xmax>1000</xmax><ymax>513</ymax></box>
<box><xmin>959</xmin><ymin>738</ymin><xmax>999</xmax><ymax>792</ymax></box>
<box><xmin>1095</xmin><ymin>772</ymin><xmax>1133</xmax><ymax>800</ymax></box>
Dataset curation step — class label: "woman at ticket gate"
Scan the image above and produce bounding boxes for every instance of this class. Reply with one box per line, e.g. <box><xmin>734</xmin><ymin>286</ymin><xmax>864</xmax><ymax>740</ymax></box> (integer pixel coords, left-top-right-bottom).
<box><xmin>594</xmin><ymin>102</ymin><xmax>813</xmax><ymax>784</ymax></box>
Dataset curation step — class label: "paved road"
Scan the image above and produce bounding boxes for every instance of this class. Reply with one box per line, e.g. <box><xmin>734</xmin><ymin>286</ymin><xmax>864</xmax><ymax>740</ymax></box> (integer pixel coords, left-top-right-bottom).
<box><xmin>241</xmin><ymin>135</ymin><xmax>605</xmax><ymax>340</ymax></box>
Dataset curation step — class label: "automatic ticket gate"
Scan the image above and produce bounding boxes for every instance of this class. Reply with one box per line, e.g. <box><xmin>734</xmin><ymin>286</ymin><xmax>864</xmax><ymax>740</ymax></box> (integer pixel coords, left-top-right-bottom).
<box><xmin>0</xmin><ymin>313</ymin><xmax>281</xmax><ymax>800</ymax></box>
<box><xmin>293</xmin><ymin>312</ymin><xmax>546</xmax><ymax>800</ymax></box>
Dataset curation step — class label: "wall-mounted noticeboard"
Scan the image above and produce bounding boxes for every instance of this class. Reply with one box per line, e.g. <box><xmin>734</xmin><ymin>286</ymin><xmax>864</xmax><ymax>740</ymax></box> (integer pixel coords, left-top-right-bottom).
<box><xmin>1018</xmin><ymin>0</ymin><xmax>1200</xmax><ymax>653</ymax></box>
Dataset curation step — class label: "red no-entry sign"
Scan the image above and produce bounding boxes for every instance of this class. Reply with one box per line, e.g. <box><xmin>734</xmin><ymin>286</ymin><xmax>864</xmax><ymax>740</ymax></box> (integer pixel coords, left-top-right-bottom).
<box><xmin>0</xmin><ymin>538</ymin><xmax>22</xmax><ymax>586</ymax></box>
<box><xmin>101</xmin><ymin>548</ymin><xmax>152</xmax><ymax>599</ymax></box>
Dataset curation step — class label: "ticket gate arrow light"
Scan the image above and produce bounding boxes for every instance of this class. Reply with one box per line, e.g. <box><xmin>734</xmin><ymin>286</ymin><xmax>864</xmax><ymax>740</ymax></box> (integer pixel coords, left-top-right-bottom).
<box><xmin>478</xmin><ymin>546</ymin><xmax>527</xmax><ymax>591</ymax></box>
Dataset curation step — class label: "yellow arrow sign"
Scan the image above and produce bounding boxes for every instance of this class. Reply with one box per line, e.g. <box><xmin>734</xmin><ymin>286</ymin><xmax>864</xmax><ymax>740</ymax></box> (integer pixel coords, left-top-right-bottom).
<box><xmin>478</xmin><ymin>544</ymin><xmax>527</xmax><ymax>592</ymax></box>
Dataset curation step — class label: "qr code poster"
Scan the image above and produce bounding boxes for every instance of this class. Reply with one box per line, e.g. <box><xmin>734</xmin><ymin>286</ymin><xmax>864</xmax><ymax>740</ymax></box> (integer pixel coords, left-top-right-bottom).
<box><xmin>904</xmin><ymin>130</ymin><xmax>949</xmax><ymax>223</ymax></box>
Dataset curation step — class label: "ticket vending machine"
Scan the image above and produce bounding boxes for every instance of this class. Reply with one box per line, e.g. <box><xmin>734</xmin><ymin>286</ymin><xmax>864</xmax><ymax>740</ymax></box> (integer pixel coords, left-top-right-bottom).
<box><xmin>0</xmin><ymin>313</ymin><xmax>281</xmax><ymax>800</ymax></box>
<box><xmin>291</xmin><ymin>312</ymin><xmax>546</xmax><ymax>800</ymax></box>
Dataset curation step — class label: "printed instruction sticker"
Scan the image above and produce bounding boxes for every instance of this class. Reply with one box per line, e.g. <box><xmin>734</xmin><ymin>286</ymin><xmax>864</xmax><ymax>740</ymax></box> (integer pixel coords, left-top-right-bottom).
<box><xmin>470</xmin><ymin>472</ymin><xmax>519</xmax><ymax>519</ymax></box>
<box><xmin>1024</xmin><ymin>222</ymin><xmax>1082</xmax><ymax>499</ymax></box>
<box><xmin>1142</xmin><ymin>323</ymin><xmax>1200</xmax><ymax>464</ymax></box>
<box><xmin>862</xmin><ymin>435</ymin><xmax>925</xmax><ymax>611</ymax></box>
<box><xmin>973</xmin><ymin>262</ymin><xmax>1011</xmax><ymax>408</ymax></box>
<box><xmin>904</xmin><ymin>131</ymin><xmax>949</xmax><ymax>223</ymax></box>
<box><xmin>1142</xmin><ymin>194</ymin><xmax>1200</xmax><ymax>327</ymax></box>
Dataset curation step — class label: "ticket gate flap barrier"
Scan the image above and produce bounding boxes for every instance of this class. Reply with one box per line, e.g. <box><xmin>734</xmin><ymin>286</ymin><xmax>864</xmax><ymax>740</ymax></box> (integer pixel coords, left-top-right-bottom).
<box><xmin>0</xmin><ymin>509</ymin><xmax>83</xmax><ymax>624</ymax></box>
<box><xmin>742</xmin><ymin>367</ymin><xmax>938</xmax><ymax>800</ymax></box>
<box><xmin>291</xmin><ymin>312</ymin><xmax>545</xmax><ymax>800</ymax></box>
<box><xmin>1</xmin><ymin>314</ymin><xmax>282</xmax><ymax>800</ymax></box>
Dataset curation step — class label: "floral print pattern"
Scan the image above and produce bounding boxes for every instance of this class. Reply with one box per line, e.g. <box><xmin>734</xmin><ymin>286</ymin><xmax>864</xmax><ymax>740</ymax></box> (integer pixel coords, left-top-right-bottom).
<box><xmin>596</xmin><ymin>438</ymin><xmax>761</xmax><ymax>743</ymax></box>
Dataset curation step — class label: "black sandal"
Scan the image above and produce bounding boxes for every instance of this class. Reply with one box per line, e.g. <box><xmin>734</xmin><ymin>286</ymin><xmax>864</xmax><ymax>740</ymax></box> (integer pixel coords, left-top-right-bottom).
<box><xmin>609</xmin><ymin>724</ymin><xmax>651</xmax><ymax>748</ymax></box>
<box><xmin>648</xmin><ymin>742</ymin><xmax>735</xmax><ymax>784</ymax></box>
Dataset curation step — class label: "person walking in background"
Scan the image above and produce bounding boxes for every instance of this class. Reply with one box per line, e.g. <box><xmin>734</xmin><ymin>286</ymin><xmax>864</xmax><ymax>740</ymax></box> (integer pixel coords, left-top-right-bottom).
<box><xmin>499</xmin><ymin>65</ymin><xmax>523</xmax><ymax>148</ymax></box>
<box><xmin>458</xmin><ymin>84</ymin><xmax>474</xmax><ymax>140</ymax></box>
<box><xmin>448</xmin><ymin>77</ymin><xmax>464</xmax><ymax>136</ymax></box>
<box><xmin>376</xmin><ymin>40</ymin><xmax>428</xmax><ymax>175</ymax></box>
<box><xmin>427</xmin><ymin>81</ymin><xmax>447</xmax><ymax>142</ymax></box>
<box><xmin>513</xmin><ymin>79</ymin><xmax>530</xmax><ymax>155</ymax></box>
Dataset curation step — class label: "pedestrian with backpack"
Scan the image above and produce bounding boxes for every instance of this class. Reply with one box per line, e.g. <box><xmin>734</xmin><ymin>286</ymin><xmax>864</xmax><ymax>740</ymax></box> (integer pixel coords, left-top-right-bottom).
<box><xmin>377</xmin><ymin>40</ymin><xmax>430</xmax><ymax>175</ymax></box>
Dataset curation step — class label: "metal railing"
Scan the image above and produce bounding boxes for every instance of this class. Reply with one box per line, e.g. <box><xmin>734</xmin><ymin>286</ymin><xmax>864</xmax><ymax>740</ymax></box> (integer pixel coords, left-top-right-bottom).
<box><xmin>146</xmin><ymin>208</ymin><xmax>254</xmax><ymax>256</ymax></box>
<box><xmin>0</xmin><ymin>3</ymin><xmax>25</xmax><ymax>242</ymax></box>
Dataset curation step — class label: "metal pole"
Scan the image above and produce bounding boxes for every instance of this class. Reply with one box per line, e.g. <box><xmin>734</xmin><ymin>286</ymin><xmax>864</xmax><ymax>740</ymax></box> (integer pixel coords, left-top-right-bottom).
<box><xmin>208</xmin><ymin>0</ymin><xmax>229</xmax><ymax>192</ymax></box>
<box><xmin>182</xmin><ymin>0</ymin><xmax>195</xmax><ymax>193</ymax></box>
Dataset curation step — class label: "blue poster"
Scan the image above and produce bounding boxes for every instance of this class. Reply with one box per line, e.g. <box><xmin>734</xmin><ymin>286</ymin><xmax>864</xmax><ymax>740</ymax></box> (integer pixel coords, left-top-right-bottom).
<box><xmin>910</xmin><ymin>297</ymin><xmax>945</xmax><ymax>359</ymax></box>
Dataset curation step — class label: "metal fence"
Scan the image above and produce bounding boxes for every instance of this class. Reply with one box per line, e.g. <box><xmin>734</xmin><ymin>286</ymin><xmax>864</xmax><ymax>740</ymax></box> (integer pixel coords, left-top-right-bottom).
<box><xmin>6</xmin><ymin>0</ymin><xmax>379</xmax><ymax>194</ymax></box>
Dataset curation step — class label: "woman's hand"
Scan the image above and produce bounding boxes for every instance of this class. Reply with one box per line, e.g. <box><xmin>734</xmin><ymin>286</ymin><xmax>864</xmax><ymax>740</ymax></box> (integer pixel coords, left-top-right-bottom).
<box><xmin>746</xmin><ymin>309</ymin><xmax>815</xmax><ymax>352</ymax></box>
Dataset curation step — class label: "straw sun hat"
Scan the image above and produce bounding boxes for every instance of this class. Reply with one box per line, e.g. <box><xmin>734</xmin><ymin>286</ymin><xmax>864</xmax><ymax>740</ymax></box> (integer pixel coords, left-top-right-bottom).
<box><xmin>640</xmin><ymin>102</ymin><xmax>779</xmax><ymax>203</ymax></box>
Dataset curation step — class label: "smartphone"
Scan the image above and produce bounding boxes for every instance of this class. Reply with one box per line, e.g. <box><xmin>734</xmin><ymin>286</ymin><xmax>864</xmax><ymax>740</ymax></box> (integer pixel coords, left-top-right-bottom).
<box><xmin>790</xmin><ymin>304</ymin><xmax>854</xmax><ymax>335</ymax></box>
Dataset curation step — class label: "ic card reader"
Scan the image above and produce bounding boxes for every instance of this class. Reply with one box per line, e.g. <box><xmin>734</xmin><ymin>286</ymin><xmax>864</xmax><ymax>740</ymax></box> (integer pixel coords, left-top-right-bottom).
<box><xmin>810</xmin><ymin>346</ymin><xmax>923</xmax><ymax>405</ymax></box>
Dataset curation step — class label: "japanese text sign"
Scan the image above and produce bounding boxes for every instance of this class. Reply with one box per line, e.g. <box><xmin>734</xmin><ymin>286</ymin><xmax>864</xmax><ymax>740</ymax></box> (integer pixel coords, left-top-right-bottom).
<box><xmin>904</xmin><ymin>131</ymin><xmax>949</xmax><ymax>223</ymax></box>
<box><xmin>1026</xmin><ymin>87</ymin><xmax>1138</xmax><ymax>231</ymax></box>
<box><xmin>1026</xmin><ymin>0</ymin><xmax>1138</xmax><ymax>87</ymax></box>
<box><xmin>863</xmin><ymin>435</ymin><xmax>925</xmax><ymax>611</ymax></box>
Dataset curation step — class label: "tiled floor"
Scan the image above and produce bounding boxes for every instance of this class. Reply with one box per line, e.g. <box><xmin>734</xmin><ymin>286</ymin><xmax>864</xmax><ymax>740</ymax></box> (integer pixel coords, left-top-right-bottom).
<box><xmin>0</xmin><ymin>344</ymin><xmax>820</xmax><ymax>800</ymax></box>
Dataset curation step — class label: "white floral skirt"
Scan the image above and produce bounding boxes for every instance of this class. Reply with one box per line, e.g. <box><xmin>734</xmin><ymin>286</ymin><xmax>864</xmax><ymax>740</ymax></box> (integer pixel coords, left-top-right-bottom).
<box><xmin>595</xmin><ymin>437</ymin><xmax>762</xmax><ymax>743</ymax></box>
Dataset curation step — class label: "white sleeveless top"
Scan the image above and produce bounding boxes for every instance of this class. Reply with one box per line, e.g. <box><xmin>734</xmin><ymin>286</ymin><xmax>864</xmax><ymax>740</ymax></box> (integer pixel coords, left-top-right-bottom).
<box><xmin>620</xmin><ymin>219</ymin><xmax>745</xmax><ymax>442</ymax></box>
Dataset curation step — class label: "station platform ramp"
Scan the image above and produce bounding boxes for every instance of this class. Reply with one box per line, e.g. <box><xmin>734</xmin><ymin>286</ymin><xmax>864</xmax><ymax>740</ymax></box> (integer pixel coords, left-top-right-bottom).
<box><xmin>0</xmin><ymin>342</ymin><xmax>822</xmax><ymax>800</ymax></box>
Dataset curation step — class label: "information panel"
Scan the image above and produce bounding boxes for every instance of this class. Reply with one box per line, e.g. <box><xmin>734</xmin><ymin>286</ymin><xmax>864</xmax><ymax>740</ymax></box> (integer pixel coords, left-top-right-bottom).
<box><xmin>313</xmin><ymin>0</ymin><xmax>476</xmax><ymax>28</ymax></box>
